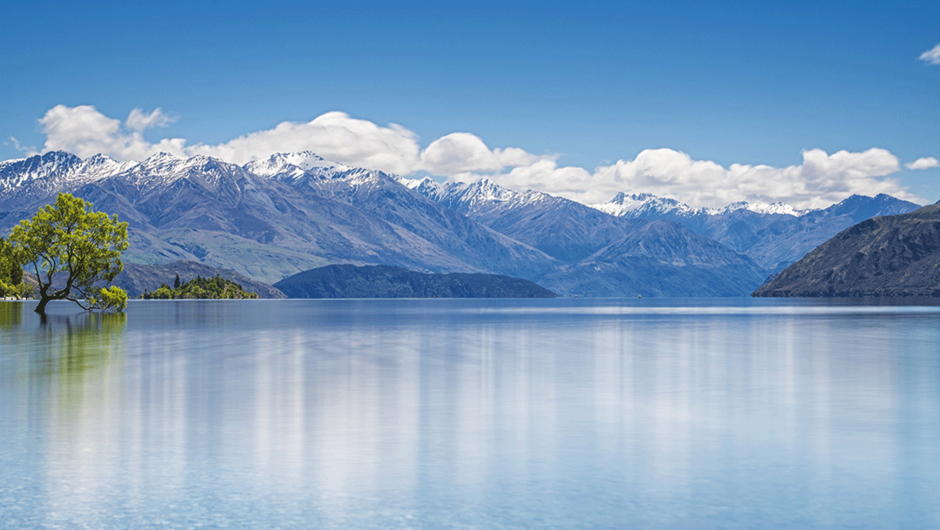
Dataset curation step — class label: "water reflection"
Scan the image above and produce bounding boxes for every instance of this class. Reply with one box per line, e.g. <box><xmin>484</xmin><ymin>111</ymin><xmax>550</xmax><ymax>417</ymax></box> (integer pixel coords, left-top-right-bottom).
<box><xmin>33</xmin><ymin>312</ymin><xmax>127</xmax><ymax>375</ymax></box>
<box><xmin>0</xmin><ymin>306</ymin><xmax>128</xmax><ymax>528</ymax></box>
<box><xmin>0</xmin><ymin>300</ymin><xmax>23</xmax><ymax>329</ymax></box>
<box><xmin>1</xmin><ymin>300</ymin><xmax>939</xmax><ymax>528</ymax></box>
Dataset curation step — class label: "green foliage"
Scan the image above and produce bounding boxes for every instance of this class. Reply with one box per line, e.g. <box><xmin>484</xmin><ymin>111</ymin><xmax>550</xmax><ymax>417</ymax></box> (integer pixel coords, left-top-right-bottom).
<box><xmin>146</xmin><ymin>285</ymin><xmax>175</xmax><ymax>299</ymax></box>
<box><xmin>0</xmin><ymin>237</ymin><xmax>30</xmax><ymax>298</ymax></box>
<box><xmin>8</xmin><ymin>193</ymin><xmax>129</xmax><ymax>314</ymax></box>
<box><xmin>141</xmin><ymin>275</ymin><xmax>258</xmax><ymax>300</ymax></box>
<box><xmin>91</xmin><ymin>285</ymin><xmax>129</xmax><ymax>313</ymax></box>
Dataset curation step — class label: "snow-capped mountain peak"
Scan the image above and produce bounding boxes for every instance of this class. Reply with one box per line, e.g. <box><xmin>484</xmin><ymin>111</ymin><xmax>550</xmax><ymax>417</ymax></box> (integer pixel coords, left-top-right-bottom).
<box><xmin>710</xmin><ymin>201</ymin><xmax>807</xmax><ymax>216</ymax></box>
<box><xmin>467</xmin><ymin>178</ymin><xmax>518</xmax><ymax>202</ymax></box>
<box><xmin>142</xmin><ymin>152</ymin><xmax>183</xmax><ymax>164</ymax></box>
<box><xmin>245</xmin><ymin>151</ymin><xmax>351</xmax><ymax>180</ymax></box>
<box><xmin>591</xmin><ymin>192</ymin><xmax>698</xmax><ymax>218</ymax></box>
<box><xmin>0</xmin><ymin>151</ymin><xmax>86</xmax><ymax>194</ymax></box>
<box><xmin>592</xmin><ymin>192</ymin><xmax>807</xmax><ymax>218</ymax></box>
<box><xmin>399</xmin><ymin>176</ymin><xmax>443</xmax><ymax>196</ymax></box>
<box><xmin>135</xmin><ymin>152</ymin><xmax>188</xmax><ymax>177</ymax></box>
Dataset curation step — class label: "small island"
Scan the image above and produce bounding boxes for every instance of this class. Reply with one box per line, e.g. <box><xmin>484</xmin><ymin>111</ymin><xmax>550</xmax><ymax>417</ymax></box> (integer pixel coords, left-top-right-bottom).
<box><xmin>140</xmin><ymin>275</ymin><xmax>259</xmax><ymax>299</ymax></box>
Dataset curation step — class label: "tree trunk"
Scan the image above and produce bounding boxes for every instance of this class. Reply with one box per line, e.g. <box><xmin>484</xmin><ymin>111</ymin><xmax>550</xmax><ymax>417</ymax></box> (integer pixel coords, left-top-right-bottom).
<box><xmin>34</xmin><ymin>295</ymin><xmax>50</xmax><ymax>315</ymax></box>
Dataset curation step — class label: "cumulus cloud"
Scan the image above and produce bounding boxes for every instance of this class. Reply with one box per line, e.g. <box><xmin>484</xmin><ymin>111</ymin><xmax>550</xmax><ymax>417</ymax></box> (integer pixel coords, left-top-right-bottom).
<box><xmin>29</xmin><ymin>104</ymin><xmax>922</xmax><ymax>209</ymax></box>
<box><xmin>187</xmin><ymin>111</ymin><xmax>424</xmax><ymax>174</ymax></box>
<box><xmin>920</xmin><ymin>43</ymin><xmax>940</xmax><ymax>65</ymax></box>
<box><xmin>419</xmin><ymin>132</ymin><xmax>548</xmax><ymax>176</ymax></box>
<box><xmin>33</xmin><ymin>105</ymin><xmax>548</xmax><ymax>178</ymax></box>
<box><xmin>481</xmin><ymin>147</ymin><xmax>918</xmax><ymax>210</ymax></box>
<box><xmin>40</xmin><ymin>105</ymin><xmax>187</xmax><ymax>161</ymax></box>
<box><xmin>906</xmin><ymin>157</ymin><xmax>939</xmax><ymax>170</ymax></box>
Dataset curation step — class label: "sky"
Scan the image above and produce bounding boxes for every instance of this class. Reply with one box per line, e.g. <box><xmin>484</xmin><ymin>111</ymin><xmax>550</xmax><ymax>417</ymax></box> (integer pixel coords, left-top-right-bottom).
<box><xmin>1</xmin><ymin>0</ymin><xmax>938</xmax><ymax>209</ymax></box>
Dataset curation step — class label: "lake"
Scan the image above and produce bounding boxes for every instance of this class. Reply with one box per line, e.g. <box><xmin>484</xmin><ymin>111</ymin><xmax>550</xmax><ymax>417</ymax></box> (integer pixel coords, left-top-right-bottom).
<box><xmin>1</xmin><ymin>298</ymin><xmax>939</xmax><ymax>529</ymax></box>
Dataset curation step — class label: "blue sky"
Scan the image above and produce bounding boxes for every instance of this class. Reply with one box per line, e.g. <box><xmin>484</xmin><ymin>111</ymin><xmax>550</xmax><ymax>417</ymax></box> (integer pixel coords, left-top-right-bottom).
<box><xmin>2</xmin><ymin>1</ymin><xmax>938</xmax><ymax>207</ymax></box>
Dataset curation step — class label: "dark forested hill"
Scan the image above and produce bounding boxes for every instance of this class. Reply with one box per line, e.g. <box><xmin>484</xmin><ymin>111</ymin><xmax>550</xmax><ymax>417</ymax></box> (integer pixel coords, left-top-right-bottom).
<box><xmin>273</xmin><ymin>265</ymin><xmax>557</xmax><ymax>298</ymax></box>
<box><xmin>753</xmin><ymin>203</ymin><xmax>940</xmax><ymax>297</ymax></box>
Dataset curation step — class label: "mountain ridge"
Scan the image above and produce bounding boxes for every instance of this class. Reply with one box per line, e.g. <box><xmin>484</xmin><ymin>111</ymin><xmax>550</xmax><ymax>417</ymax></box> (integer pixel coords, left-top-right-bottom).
<box><xmin>753</xmin><ymin>203</ymin><xmax>940</xmax><ymax>297</ymax></box>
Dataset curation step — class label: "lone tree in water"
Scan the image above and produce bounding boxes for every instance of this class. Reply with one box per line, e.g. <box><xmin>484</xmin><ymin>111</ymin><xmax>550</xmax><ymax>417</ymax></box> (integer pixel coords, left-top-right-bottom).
<box><xmin>8</xmin><ymin>193</ymin><xmax>129</xmax><ymax>315</ymax></box>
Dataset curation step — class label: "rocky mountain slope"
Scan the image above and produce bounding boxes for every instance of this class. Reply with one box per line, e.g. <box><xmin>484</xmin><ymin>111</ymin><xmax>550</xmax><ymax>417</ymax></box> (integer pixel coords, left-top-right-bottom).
<box><xmin>274</xmin><ymin>264</ymin><xmax>557</xmax><ymax>298</ymax></box>
<box><xmin>538</xmin><ymin>220</ymin><xmax>767</xmax><ymax>297</ymax></box>
<box><xmin>753</xmin><ymin>203</ymin><xmax>940</xmax><ymax>297</ymax></box>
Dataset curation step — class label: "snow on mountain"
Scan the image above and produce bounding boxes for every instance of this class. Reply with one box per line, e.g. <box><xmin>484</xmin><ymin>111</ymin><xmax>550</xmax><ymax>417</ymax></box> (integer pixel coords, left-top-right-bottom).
<box><xmin>709</xmin><ymin>201</ymin><xmax>808</xmax><ymax>216</ymax></box>
<box><xmin>0</xmin><ymin>151</ymin><xmax>141</xmax><ymax>203</ymax></box>
<box><xmin>0</xmin><ymin>151</ymin><xmax>82</xmax><ymax>192</ymax></box>
<box><xmin>592</xmin><ymin>192</ymin><xmax>700</xmax><ymax>218</ymax></box>
<box><xmin>405</xmin><ymin>177</ymin><xmax>809</xmax><ymax>220</ymax></box>
<box><xmin>591</xmin><ymin>192</ymin><xmax>806</xmax><ymax>218</ymax></box>
<box><xmin>80</xmin><ymin>153</ymin><xmax>135</xmax><ymax>179</ymax></box>
<box><xmin>0</xmin><ymin>150</ymin><xmax>394</xmax><ymax>211</ymax></box>
<box><xmin>245</xmin><ymin>151</ymin><xmax>350</xmax><ymax>180</ymax></box>
<box><xmin>441</xmin><ymin>178</ymin><xmax>518</xmax><ymax>212</ymax></box>
<box><xmin>114</xmin><ymin>152</ymin><xmax>250</xmax><ymax>195</ymax></box>
<box><xmin>399</xmin><ymin>176</ymin><xmax>441</xmax><ymax>195</ymax></box>
<box><xmin>401</xmin><ymin>176</ymin><xmax>556</xmax><ymax>215</ymax></box>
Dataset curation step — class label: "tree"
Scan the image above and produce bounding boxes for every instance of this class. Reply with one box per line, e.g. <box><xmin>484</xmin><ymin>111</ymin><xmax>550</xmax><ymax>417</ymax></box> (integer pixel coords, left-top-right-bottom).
<box><xmin>8</xmin><ymin>193</ymin><xmax>129</xmax><ymax>315</ymax></box>
<box><xmin>174</xmin><ymin>273</ymin><xmax>181</xmax><ymax>289</ymax></box>
<box><xmin>0</xmin><ymin>237</ymin><xmax>30</xmax><ymax>299</ymax></box>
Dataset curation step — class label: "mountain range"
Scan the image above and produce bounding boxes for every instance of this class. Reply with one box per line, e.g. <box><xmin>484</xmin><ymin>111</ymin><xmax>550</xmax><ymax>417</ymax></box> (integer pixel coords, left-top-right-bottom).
<box><xmin>0</xmin><ymin>150</ymin><xmax>921</xmax><ymax>297</ymax></box>
<box><xmin>588</xmin><ymin>190</ymin><xmax>920</xmax><ymax>272</ymax></box>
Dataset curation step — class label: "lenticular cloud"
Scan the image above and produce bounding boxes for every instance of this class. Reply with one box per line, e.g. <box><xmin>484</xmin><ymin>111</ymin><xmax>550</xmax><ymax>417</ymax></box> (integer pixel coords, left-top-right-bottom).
<box><xmin>30</xmin><ymin>104</ymin><xmax>923</xmax><ymax>210</ymax></box>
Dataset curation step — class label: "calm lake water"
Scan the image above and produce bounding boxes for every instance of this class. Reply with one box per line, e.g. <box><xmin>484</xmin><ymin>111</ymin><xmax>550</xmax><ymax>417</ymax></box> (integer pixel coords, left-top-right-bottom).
<box><xmin>1</xmin><ymin>298</ymin><xmax>939</xmax><ymax>529</ymax></box>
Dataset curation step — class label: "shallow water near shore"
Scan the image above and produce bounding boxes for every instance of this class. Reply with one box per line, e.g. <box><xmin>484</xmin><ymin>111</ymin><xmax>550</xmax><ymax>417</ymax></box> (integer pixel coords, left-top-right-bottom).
<box><xmin>2</xmin><ymin>297</ymin><xmax>939</xmax><ymax>529</ymax></box>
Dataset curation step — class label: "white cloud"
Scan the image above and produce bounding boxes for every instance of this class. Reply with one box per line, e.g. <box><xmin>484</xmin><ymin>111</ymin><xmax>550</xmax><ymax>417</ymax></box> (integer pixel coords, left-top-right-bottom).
<box><xmin>125</xmin><ymin>108</ymin><xmax>176</xmax><ymax>132</ymax></box>
<box><xmin>33</xmin><ymin>105</ymin><xmax>543</xmax><ymax>178</ymax></box>
<box><xmin>30</xmin><ymin>104</ymin><xmax>922</xmax><ymax>209</ymax></box>
<box><xmin>906</xmin><ymin>157</ymin><xmax>939</xmax><ymax>170</ymax></box>
<box><xmin>187</xmin><ymin>111</ymin><xmax>424</xmax><ymax>174</ymax></box>
<box><xmin>40</xmin><ymin>105</ymin><xmax>187</xmax><ymax>161</ymax></box>
<box><xmin>479</xmin><ymin>147</ymin><xmax>918</xmax><ymax>210</ymax></box>
<box><xmin>920</xmin><ymin>43</ymin><xmax>940</xmax><ymax>65</ymax></box>
<box><xmin>419</xmin><ymin>132</ymin><xmax>550</xmax><ymax>176</ymax></box>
